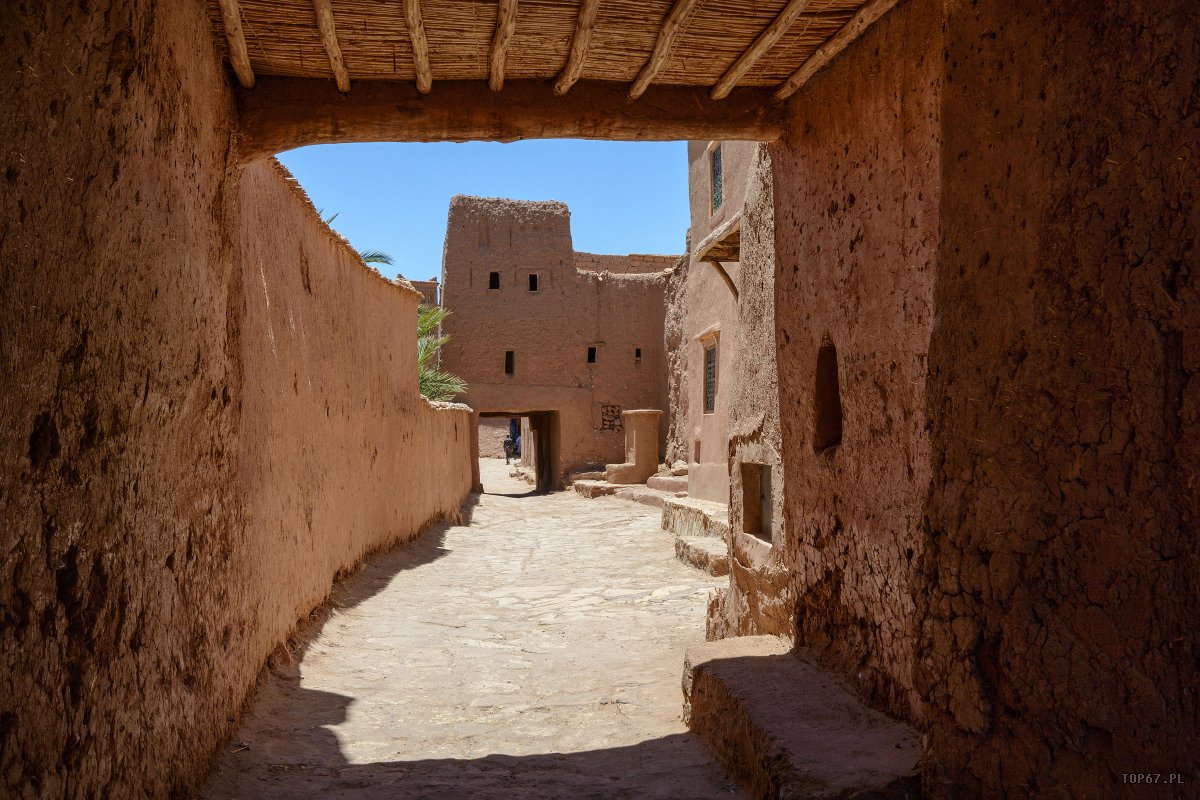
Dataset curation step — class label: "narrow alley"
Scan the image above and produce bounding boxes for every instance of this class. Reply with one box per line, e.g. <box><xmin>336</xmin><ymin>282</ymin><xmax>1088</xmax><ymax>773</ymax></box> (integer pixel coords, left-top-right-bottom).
<box><xmin>202</xmin><ymin>459</ymin><xmax>738</xmax><ymax>799</ymax></box>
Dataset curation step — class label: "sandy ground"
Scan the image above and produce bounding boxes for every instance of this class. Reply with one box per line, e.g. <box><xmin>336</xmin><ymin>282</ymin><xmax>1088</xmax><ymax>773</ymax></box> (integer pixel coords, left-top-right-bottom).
<box><xmin>202</xmin><ymin>459</ymin><xmax>739</xmax><ymax>798</ymax></box>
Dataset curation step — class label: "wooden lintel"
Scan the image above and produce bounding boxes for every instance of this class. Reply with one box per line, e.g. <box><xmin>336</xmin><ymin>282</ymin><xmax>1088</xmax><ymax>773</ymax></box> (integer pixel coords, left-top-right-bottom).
<box><xmin>695</xmin><ymin>212</ymin><xmax>742</xmax><ymax>263</ymax></box>
<box><xmin>553</xmin><ymin>0</ymin><xmax>601</xmax><ymax>96</ymax></box>
<box><xmin>490</xmin><ymin>0</ymin><xmax>519</xmax><ymax>92</ymax></box>
<box><xmin>711</xmin><ymin>0</ymin><xmax>812</xmax><ymax>100</ymax></box>
<box><xmin>312</xmin><ymin>0</ymin><xmax>351</xmax><ymax>93</ymax></box>
<box><xmin>629</xmin><ymin>0</ymin><xmax>701</xmax><ymax>100</ymax></box>
<box><xmin>217</xmin><ymin>0</ymin><xmax>255</xmax><ymax>89</ymax></box>
<box><xmin>234</xmin><ymin>78</ymin><xmax>783</xmax><ymax>162</ymax></box>
<box><xmin>773</xmin><ymin>0</ymin><xmax>902</xmax><ymax>101</ymax></box>
<box><xmin>403</xmin><ymin>0</ymin><xmax>433</xmax><ymax>94</ymax></box>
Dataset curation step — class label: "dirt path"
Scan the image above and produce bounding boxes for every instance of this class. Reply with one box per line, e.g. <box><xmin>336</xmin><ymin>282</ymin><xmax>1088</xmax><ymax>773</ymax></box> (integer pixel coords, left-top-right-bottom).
<box><xmin>202</xmin><ymin>458</ymin><xmax>739</xmax><ymax>799</ymax></box>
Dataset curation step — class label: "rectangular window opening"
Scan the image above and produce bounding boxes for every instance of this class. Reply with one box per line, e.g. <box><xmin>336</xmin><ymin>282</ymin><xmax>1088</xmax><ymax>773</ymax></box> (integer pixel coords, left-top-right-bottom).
<box><xmin>635</xmin><ymin>347</ymin><xmax>642</xmax><ymax>364</ymax></box>
<box><xmin>528</xmin><ymin>273</ymin><xmax>539</xmax><ymax>292</ymax></box>
<box><xmin>710</xmin><ymin>144</ymin><xmax>724</xmax><ymax>213</ymax></box>
<box><xmin>488</xmin><ymin>271</ymin><xmax>500</xmax><ymax>290</ymax></box>
<box><xmin>587</xmin><ymin>346</ymin><xmax>597</xmax><ymax>364</ymax></box>
<box><xmin>703</xmin><ymin>344</ymin><xmax>717</xmax><ymax>413</ymax></box>
<box><xmin>504</xmin><ymin>350</ymin><xmax>514</xmax><ymax>375</ymax></box>
<box><xmin>741</xmin><ymin>462</ymin><xmax>772</xmax><ymax>541</ymax></box>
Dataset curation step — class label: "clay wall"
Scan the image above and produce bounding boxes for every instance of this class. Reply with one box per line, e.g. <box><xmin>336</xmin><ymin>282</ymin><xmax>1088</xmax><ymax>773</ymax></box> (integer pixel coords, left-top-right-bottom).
<box><xmin>771</xmin><ymin>0</ymin><xmax>941</xmax><ymax>724</ymax></box>
<box><xmin>574</xmin><ymin>253</ymin><xmax>679</xmax><ymax>275</ymax></box>
<box><xmin>408</xmin><ymin>279</ymin><xmax>440</xmax><ymax>306</ymax></box>
<box><xmin>0</xmin><ymin>3</ymin><xmax>472</xmax><ymax>796</ymax></box>
<box><xmin>715</xmin><ymin>145</ymin><xmax>793</xmax><ymax>640</ymax></box>
<box><xmin>916</xmin><ymin>1</ymin><xmax>1199</xmax><ymax>795</ymax></box>
<box><xmin>440</xmin><ymin>197</ymin><xmax>674</xmax><ymax>482</ymax></box>
<box><xmin>670</xmin><ymin>141</ymin><xmax>758</xmax><ymax>502</ymax></box>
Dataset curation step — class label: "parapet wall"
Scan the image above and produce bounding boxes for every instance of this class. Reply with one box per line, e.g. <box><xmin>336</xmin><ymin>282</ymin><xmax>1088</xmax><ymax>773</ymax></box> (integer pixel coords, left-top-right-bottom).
<box><xmin>0</xmin><ymin>3</ymin><xmax>472</xmax><ymax>796</ymax></box>
<box><xmin>574</xmin><ymin>252</ymin><xmax>679</xmax><ymax>275</ymax></box>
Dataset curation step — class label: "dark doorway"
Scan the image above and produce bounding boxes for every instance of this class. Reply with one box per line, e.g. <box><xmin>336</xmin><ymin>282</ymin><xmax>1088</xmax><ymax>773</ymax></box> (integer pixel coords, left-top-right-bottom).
<box><xmin>479</xmin><ymin>410</ymin><xmax>561</xmax><ymax>492</ymax></box>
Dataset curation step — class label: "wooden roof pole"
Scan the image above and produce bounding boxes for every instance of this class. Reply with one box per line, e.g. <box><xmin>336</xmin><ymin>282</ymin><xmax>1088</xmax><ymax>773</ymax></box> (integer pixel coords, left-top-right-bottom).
<box><xmin>553</xmin><ymin>0</ymin><xmax>600</xmax><ymax>96</ymax></box>
<box><xmin>312</xmin><ymin>0</ymin><xmax>351</xmax><ymax>92</ymax></box>
<box><xmin>710</xmin><ymin>0</ymin><xmax>812</xmax><ymax>100</ymax></box>
<box><xmin>403</xmin><ymin>0</ymin><xmax>433</xmax><ymax>94</ymax></box>
<box><xmin>490</xmin><ymin>0</ymin><xmax>519</xmax><ymax>92</ymax></box>
<box><xmin>217</xmin><ymin>0</ymin><xmax>255</xmax><ymax>88</ymax></box>
<box><xmin>628</xmin><ymin>0</ymin><xmax>700</xmax><ymax>100</ymax></box>
<box><xmin>773</xmin><ymin>0</ymin><xmax>902</xmax><ymax>100</ymax></box>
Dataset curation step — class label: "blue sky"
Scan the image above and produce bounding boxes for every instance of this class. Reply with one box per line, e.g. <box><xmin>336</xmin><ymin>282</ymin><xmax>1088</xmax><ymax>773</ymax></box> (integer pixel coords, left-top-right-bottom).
<box><xmin>277</xmin><ymin>140</ymin><xmax>691</xmax><ymax>282</ymax></box>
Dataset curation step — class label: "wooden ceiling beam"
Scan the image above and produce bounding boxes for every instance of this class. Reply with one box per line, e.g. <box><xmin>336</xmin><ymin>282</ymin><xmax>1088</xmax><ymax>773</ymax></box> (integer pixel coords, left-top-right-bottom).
<box><xmin>711</xmin><ymin>0</ymin><xmax>812</xmax><ymax>100</ymax></box>
<box><xmin>773</xmin><ymin>0</ymin><xmax>902</xmax><ymax>101</ymax></box>
<box><xmin>235</xmin><ymin>78</ymin><xmax>783</xmax><ymax>162</ymax></box>
<box><xmin>553</xmin><ymin>0</ymin><xmax>601</xmax><ymax>96</ymax></box>
<box><xmin>312</xmin><ymin>0</ymin><xmax>351</xmax><ymax>93</ymax></box>
<box><xmin>489</xmin><ymin>0</ymin><xmax>519</xmax><ymax>92</ymax></box>
<box><xmin>217</xmin><ymin>0</ymin><xmax>255</xmax><ymax>89</ymax></box>
<box><xmin>403</xmin><ymin>0</ymin><xmax>433</xmax><ymax>94</ymax></box>
<box><xmin>628</xmin><ymin>0</ymin><xmax>701</xmax><ymax>100</ymax></box>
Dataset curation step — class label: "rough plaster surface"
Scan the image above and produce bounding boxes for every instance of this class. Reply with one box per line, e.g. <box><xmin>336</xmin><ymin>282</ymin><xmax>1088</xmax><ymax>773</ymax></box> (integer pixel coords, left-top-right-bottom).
<box><xmin>440</xmin><ymin>197</ymin><xmax>675</xmax><ymax>482</ymax></box>
<box><xmin>917</xmin><ymin>1</ymin><xmax>1200</xmax><ymax>796</ymax></box>
<box><xmin>202</xmin><ymin>459</ymin><xmax>736</xmax><ymax>799</ymax></box>
<box><xmin>719</xmin><ymin>146</ymin><xmax>793</xmax><ymax>641</ymax></box>
<box><xmin>772</xmin><ymin>0</ymin><xmax>940</xmax><ymax>724</ymax></box>
<box><xmin>0</xmin><ymin>4</ymin><xmax>472</xmax><ymax>795</ymax></box>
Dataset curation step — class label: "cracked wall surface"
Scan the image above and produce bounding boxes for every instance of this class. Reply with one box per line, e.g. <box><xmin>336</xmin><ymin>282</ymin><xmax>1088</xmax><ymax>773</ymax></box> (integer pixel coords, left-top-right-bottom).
<box><xmin>0</xmin><ymin>2</ymin><xmax>472</xmax><ymax>796</ymax></box>
<box><xmin>773</xmin><ymin>0</ymin><xmax>941</xmax><ymax>724</ymax></box>
<box><xmin>917</xmin><ymin>1</ymin><xmax>1199</xmax><ymax>795</ymax></box>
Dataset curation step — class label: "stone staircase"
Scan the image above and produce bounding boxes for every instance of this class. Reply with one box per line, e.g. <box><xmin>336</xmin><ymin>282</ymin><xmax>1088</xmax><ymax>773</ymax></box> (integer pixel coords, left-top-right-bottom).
<box><xmin>572</xmin><ymin>463</ymin><xmax>731</xmax><ymax>577</ymax></box>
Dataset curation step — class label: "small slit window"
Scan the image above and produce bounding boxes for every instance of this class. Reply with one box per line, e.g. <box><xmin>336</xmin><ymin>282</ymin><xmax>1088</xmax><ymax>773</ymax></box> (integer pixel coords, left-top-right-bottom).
<box><xmin>488</xmin><ymin>271</ymin><xmax>500</xmax><ymax>290</ymax></box>
<box><xmin>710</xmin><ymin>144</ymin><xmax>724</xmax><ymax>213</ymax></box>
<box><xmin>504</xmin><ymin>350</ymin><xmax>514</xmax><ymax>375</ymax></box>
<box><xmin>587</xmin><ymin>346</ymin><xmax>597</xmax><ymax>364</ymax></box>
<box><xmin>813</xmin><ymin>341</ymin><xmax>843</xmax><ymax>452</ymax></box>
<box><xmin>528</xmin><ymin>273</ymin><xmax>539</xmax><ymax>292</ymax></box>
<box><xmin>635</xmin><ymin>347</ymin><xmax>642</xmax><ymax>364</ymax></box>
<box><xmin>703</xmin><ymin>344</ymin><xmax>717</xmax><ymax>413</ymax></box>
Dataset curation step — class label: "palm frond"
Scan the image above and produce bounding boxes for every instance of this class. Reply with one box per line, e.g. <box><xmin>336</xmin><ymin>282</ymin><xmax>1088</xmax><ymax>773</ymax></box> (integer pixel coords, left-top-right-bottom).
<box><xmin>358</xmin><ymin>249</ymin><xmax>394</xmax><ymax>266</ymax></box>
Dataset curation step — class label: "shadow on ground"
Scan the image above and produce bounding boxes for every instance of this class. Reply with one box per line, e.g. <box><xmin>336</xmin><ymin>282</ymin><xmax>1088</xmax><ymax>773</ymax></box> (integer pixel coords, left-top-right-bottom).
<box><xmin>205</xmin><ymin>684</ymin><xmax>739</xmax><ymax>800</ymax></box>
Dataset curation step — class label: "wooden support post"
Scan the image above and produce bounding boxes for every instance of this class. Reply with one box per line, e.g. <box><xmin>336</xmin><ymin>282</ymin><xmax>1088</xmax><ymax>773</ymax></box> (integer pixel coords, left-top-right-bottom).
<box><xmin>553</xmin><ymin>0</ymin><xmax>600</xmax><ymax>96</ymax></box>
<box><xmin>217</xmin><ymin>0</ymin><xmax>255</xmax><ymax>89</ymax></box>
<box><xmin>313</xmin><ymin>0</ymin><xmax>351</xmax><ymax>93</ymax></box>
<box><xmin>710</xmin><ymin>0</ymin><xmax>812</xmax><ymax>100</ymax></box>
<box><xmin>403</xmin><ymin>0</ymin><xmax>433</xmax><ymax>94</ymax></box>
<box><xmin>773</xmin><ymin>0</ymin><xmax>902</xmax><ymax>101</ymax></box>
<box><xmin>490</xmin><ymin>0</ymin><xmax>519</xmax><ymax>92</ymax></box>
<box><xmin>628</xmin><ymin>0</ymin><xmax>700</xmax><ymax>100</ymax></box>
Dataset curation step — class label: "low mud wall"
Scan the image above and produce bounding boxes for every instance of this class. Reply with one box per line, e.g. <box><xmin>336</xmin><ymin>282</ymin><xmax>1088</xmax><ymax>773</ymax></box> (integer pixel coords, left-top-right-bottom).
<box><xmin>0</xmin><ymin>2</ymin><xmax>472</xmax><ymax>797</ymax></box>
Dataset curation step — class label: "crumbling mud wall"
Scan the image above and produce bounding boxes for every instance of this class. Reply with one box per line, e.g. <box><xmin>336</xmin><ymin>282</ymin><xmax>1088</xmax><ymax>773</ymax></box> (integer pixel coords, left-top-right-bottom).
<box><xmin>917</xmin><ymin>1</ymin><xmax>1200</xmax><ymax>796</ymax></box>
<box><xmin>0</xmin><ymin>3</ymin><xmax>472</xmax><ymax>797</ymax></box>
<box><xmin>772</xmin><ymin>0</ymin><xmax>941</xmax><ymax>721</ymax></box>
<box><xmin>715</xmin><ymin>145</ymin><xmax>792</xmax><ymax>640</ymax></box>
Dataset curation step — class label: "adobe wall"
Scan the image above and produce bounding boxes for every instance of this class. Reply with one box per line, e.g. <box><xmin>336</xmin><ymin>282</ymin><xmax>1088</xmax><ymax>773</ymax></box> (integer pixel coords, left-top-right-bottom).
<box><xmin>440</xmin><ymin>197</ymin><xmax>673</xmax><ymax>482</ymax></box>
<box><xmin>574</xmin><ymin>253</ymin><xmax>679</xmax><ymax>275</ymax></box>
<box><xmin>408</xmin><ymin>279</ymin><xmax>440</xmax><ymax>306</ymax></box>
<box><xmin>0</xmin><ymin>3</ymin><xmax>472</xmax><ymax>796</ymax></box>
<box><xmin>771</xmin><ymin>0</ymin><xmax>941</xmax><ymax>730</ymax></box>
<box><xmin>716</xmin><ymin>145</ymin><xmax>792</xmax><ymax>640</ymax></box>
<box><xmin>917</xmin><ymin>1</ymin><xmax>1199</xmax><ymax>796</ymax></box>
<box><xmin>673</xmin><ymin>141</ymin><xmax>757</xmax><ymax>502</ymax></box>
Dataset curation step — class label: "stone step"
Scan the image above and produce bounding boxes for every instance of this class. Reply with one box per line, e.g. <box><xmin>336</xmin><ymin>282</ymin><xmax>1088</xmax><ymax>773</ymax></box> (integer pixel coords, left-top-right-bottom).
<box><xmin>683</xmin><ymin>636</ymin><xmax>921</xmax><ymax>800</ymax></box>
<box><xmin>612</xmin><ymin>485</ymin><xmax>681</xmax><ymax>510</ymax></box>
<box><xmin>569</xmin><ymin>470</ymin><xmax>607</xmax><ymax>482</ymax></box>
<box><xmin>646</xmin><ymin>474</ymin><xmax>689</xmax><ymax>493</ymax></box>
<box><xmin>675</xmin><ymin>536</ymin><xmax>729</xmax><ymax>576</ymax></box>
<box><xmin>662</xmin><ymin>497</ymin><xmax>729</xmax><ymax>540</ymax></box>
<box><xmin>572</xmin><ymin>480</ymin><xmax>619</xmax><ymax>499</ymax></box>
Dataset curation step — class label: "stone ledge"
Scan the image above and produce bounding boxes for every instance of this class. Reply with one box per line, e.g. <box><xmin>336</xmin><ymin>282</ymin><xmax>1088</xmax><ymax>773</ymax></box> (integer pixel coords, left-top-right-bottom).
<box><xmin>683</xmin><ymin>636</ymin><xmax>921</xmax><ymax>800</ymax></box>
<box><xmin>676</xmin><ymin>537</ymin><xmax>730</xmax><ymax>576</ymax></box>
<box><xmin>647</xmin><ymin>474</ymin><xmax>689</xmax><ymax>493</ymax></box>
<box><xmin>663</xmin><ymin>497</ymin><xmax>730</xmax><ymax>541</ymax></box>
<box><xmin>572</xmin><ymin>480</ymin><xmax>619</xmax><ymax>498</ymax></box>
